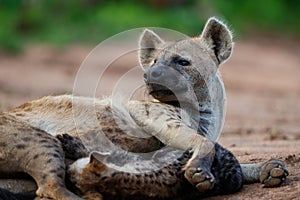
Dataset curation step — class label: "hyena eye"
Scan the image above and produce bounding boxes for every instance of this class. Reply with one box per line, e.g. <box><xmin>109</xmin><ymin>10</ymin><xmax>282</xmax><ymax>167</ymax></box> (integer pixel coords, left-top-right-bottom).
<box><xmin>176</xmin><ymin>59</ymin><xmax>191</xmax><ymax>66</ymax></box>
<box><xmin>153</xmin><ymin>59</ymin><xmax>157</xmax><ymax>64</ymax></box>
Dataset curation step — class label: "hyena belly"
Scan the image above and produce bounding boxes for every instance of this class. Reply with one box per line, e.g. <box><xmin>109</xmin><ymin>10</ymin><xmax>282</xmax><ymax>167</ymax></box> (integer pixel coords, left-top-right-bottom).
<box><xmin>0</xmin><ymin>114</ymin><xmax>82</xmax><ymax>200</ymax></box>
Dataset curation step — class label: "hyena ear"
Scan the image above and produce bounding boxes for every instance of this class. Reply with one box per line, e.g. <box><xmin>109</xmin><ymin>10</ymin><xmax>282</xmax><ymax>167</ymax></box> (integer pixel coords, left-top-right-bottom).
<box><xmin>201</xmin><ymin>17</ymin><xmax>233</xmax><ymax>65</ymax></box>
<box><xmin>138</xmin><ymin>29</ymin><xmax>164</xmax><ymax>70</ymax></box>
<box><xmin>89</xmin><ymin>152</ymin><xmax>110</xmax><ymax>168</ymax></box>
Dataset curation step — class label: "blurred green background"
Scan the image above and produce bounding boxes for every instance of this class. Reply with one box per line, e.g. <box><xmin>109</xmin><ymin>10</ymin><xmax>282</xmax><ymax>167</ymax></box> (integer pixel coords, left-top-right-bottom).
<box><xmin>1</xmin><ymin>0</ymin><xmax>300</xmax><ymax>52</ymax></box>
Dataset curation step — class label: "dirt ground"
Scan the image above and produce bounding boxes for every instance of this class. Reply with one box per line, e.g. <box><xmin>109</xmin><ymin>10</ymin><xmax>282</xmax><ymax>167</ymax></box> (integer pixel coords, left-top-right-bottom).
<box><xmin>0</xmin><ymin>37</ymin><xmax>299</xmax><ymax>199</ymax></box>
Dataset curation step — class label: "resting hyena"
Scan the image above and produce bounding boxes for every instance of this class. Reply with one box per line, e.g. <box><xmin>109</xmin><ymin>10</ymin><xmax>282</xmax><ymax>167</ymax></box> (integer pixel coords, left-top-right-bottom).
<box><xmin>61</xmin><ymin>17</ymin><xmax>288</xmax><ymax>199</ymax></box>
<box><xmin>0</xmin><ymin>17</ymin><xmax>288</xmax><ymax>199</ymax></box>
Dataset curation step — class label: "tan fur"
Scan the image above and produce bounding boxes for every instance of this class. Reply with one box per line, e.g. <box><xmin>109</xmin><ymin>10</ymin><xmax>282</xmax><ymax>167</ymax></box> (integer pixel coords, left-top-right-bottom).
<box><xmin>0</xmin><ymin>17</ymin><xmax>288</xmax><ymax>199</ymax></box>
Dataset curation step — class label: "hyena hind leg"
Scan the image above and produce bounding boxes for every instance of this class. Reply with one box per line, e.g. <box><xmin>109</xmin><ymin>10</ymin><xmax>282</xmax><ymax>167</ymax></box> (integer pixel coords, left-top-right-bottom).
<box><xmin>0</xmin><ymin>114</ymin><xmax>83</xmax><ymax>200</ymax></box>
<box><xmin>241</xmin><ymin>159</ymin><xmax>288</xmax><ymax>187</ymax></box>
<box><xmin>24</xmin><ymin>134</ymin><xmax>83</xmax><ymax>200</ymax></box>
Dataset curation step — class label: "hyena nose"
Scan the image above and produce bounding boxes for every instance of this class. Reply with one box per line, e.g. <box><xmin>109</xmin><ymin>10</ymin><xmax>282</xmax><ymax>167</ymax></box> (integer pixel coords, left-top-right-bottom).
<box><xmin>145</xmin><ymin>67</ymin><xmax>163</xmax><ymax>82</ymax></box>
<box><xmin>150</xmin><ymin>68</ymin><xmax>162</xmax><ymax>78</ymax></box>
<box><xmin>148</xmin><ymin>67</ymin><xmax>162</xmax><ymax>81</ymax></box>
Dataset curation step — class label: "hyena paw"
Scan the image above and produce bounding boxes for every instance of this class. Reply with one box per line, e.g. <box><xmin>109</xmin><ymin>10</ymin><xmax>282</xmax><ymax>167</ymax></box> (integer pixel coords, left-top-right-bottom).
<box><xmin>260</xmin><ymin>159</ymin><xmax>289</xmax><ymax>187</ymax></box>
<box><xmin>184</xmin><ymin>165</ymin><xmax>215</xmax><ymax>191</ymax></box>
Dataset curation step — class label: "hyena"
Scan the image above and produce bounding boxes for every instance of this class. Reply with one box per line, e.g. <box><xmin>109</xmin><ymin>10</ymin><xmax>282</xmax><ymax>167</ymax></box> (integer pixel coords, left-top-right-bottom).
<box><xmin>61</xmin><ymin>17</ymin><xmax>288</xmax><ymax>199</ymax></box>
<box><xmin>0</xmin><ymin>17</ymin><xmax>288</xmax><ymax>200</ymax></box>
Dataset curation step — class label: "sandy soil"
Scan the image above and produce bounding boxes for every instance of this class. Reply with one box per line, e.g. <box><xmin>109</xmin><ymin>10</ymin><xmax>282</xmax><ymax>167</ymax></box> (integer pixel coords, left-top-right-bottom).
<box><xmin>0</xmin><ymin>38</ymin><xmax>299</xmax><ymax>199</ymax></box>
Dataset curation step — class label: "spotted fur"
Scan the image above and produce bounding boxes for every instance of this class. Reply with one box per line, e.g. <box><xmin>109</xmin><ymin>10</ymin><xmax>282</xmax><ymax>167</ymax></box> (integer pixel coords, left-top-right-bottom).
<box><xmin>60</xmin><ymin>134</ymin><xmax>243</xmax><ymax>200</ymax></box>
<box><xmin>0</xmin><ymin>17</ymin><xmax>288</xmax><ymax>199</ymax></box>
<box><xmin>0</xmin><ymin>114</ymin><xmax>82</xmax><ymax>200</ymax></box>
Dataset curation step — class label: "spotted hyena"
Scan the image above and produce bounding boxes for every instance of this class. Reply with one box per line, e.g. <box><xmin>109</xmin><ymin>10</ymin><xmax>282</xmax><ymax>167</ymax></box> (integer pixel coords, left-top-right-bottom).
<box><xmin>61</xmin><ymin>17</ymin><xmax>288</xmax><ymax>199</ymax></box>
<box><xmin>0</xmin><ymin>17</ymin><xmax>288</xmax><ymax>200</ymax></box>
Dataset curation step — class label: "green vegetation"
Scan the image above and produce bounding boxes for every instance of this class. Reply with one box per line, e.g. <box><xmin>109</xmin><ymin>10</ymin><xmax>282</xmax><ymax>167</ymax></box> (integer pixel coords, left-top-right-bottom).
<box><xmin>0</xmin><ymin>0</ymin><xmax>299</xmax><ymax>52</ymax></box>
<box><xmin>212</xmin><ymin>0</ymin><xmax>300</xmax><ymax>35</ymax></box>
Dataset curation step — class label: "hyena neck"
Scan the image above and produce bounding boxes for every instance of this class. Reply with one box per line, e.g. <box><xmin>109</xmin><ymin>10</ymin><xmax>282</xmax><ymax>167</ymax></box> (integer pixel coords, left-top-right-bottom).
<box><xmin>165</xmin><ymin>75</ymin><xmax>226</xmax><ymax>142</ymax></box>
<box><xmin>197</xmin><ymin>74</ymin><xmax>226</xmax><ymax>142</ymax></box>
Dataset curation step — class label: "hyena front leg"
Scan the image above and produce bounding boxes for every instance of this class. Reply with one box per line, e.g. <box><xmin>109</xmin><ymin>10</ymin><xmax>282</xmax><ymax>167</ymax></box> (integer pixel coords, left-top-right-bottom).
<box><xmin>127</xmin><ymin>101</ymin><xmax>216</xmax><ymax>191</ymax></box>
<box><xmin>241</xmin><ymin>159</ymin><xmax>288</xmax><ymax>187</ymax></box>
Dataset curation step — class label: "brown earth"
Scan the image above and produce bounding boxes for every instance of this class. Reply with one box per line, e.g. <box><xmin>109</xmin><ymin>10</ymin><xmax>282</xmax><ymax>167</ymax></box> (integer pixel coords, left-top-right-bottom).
<box><xmin>0</xmin><ymin>38</ymin><xmax>299</xmax><ymax>199</ymax></box>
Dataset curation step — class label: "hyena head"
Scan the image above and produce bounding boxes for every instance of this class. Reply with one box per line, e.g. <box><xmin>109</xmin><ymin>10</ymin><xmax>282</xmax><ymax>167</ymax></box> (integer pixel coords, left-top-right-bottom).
<box><xmin>138</xmin><ymin>17</ymin><xmax>233</xmax><ymax>140</ymax></box>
